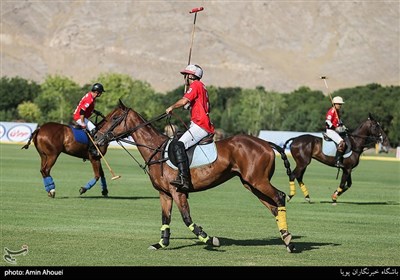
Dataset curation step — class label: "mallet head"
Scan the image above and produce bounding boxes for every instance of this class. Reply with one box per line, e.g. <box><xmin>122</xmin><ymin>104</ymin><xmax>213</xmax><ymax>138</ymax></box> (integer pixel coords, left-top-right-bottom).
<box><xmin>190</xmin><ymin>7</ymin><xmax>204</xmax><ymax>13</ymax></box>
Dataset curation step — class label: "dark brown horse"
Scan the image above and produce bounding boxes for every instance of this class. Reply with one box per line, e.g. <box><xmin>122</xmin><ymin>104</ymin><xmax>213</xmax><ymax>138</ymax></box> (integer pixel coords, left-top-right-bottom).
<box><xmin>21</xmin><ymin>120</ymin><xmax>109</xmax><ymax>198</ymax></box>
<box><xmin>283</xmin><ymin>113</ymin><xmax>390</xmax><ymax>204</ymax></box>
<box><xmin>94</xmin><ymin>100</ymin><xmax>295</xmax><ymax>252</ymax></box>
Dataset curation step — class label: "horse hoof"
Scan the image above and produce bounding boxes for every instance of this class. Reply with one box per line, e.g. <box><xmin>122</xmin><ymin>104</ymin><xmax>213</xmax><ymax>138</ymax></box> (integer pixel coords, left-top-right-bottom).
<box><xmin>286</xmin><ymin>243</ymin><xmax>296</xmax><ymax>253</ymax></box>
<box><xmin>148</xmin><ymin>243</ymin><xmax>163</xmax><ymax>250</ymax></box>
<box><xmin>287</xmin><ymin>195</ymin><xmax>294</xmax><ymax>202</ymax></box>
<box><xmin>48</xmin><ymin>189</ymin><xmax>55</xmax><ymax>198</ymax></box>
<box><xmin>305</xmin><ymin>195</ymin><xmax>311</xmax><ymax>203</ymax></box>
<box><xmin>211</xmin><ymin>236</ymin><xmax>220</xmax><ymax>247</ymax></box>
<box><xmin>101</xmin><ymin>189</ymin><xmax>108</xmax><ymax>197</ymax></box>
<box><xmin>79</xmin><ymin>187</ymin><xmax>87</xmax><ymax>195</ymax></box>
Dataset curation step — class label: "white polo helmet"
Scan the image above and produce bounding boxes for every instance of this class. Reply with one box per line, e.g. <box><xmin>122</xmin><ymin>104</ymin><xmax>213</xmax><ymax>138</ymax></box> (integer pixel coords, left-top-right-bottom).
<box><xmin>180</xmin><ymin>64</ymin><xmax>203</xmax><ymax>79</ymax></box>
<box><xmin>332</xmin><ymin>96</ymin><xmax>344</xmax><ymax>104</ymax></box>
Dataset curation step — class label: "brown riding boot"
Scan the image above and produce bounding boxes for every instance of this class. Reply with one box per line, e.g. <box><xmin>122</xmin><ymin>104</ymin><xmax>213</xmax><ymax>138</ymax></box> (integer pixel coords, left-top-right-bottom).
<box><xmin>335</xmin><ymin>141</ymin><xmax>345</xmax><ymax>168</ymax></box>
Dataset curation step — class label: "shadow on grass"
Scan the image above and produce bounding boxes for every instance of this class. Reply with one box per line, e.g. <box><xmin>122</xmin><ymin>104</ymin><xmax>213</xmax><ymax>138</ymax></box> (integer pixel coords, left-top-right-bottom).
<box><xmin>165</xmin><ymin>235</ymin><xmax>339</xmax><ymax>253</ymax></box>
<box><xmin>56</xmin><ymin>195</ymin><xmax>158</xmax><ymax>200</ymax></box>
<box><xmin>320</xmin><ymin>200</ymin><xmax>399</xmax><ymax>205</ymax></box>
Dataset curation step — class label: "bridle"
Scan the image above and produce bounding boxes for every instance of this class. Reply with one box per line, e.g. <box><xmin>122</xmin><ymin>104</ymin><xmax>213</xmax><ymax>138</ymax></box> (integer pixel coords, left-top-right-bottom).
<box><xmin>347</xmin><ymin>119</ymin><xmax>384</xmax><ymax>152</ymax></box>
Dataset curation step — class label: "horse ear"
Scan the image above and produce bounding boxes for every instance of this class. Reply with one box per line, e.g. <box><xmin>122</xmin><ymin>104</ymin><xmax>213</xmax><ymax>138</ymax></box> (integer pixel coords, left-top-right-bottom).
<box><xmin>118</xmin><ymin>99</ymin><xmax>126</xmax><ymax>109</ymax></box>
<box><xmin>369</xmin><ymin>113</ymin><xmax>375</xmax><ymax>121</ymax></box>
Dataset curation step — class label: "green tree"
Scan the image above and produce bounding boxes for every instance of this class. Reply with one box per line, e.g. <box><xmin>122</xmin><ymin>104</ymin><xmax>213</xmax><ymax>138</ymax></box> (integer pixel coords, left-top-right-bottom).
<box><xmin>17</xmin><ymin>101</ymin><xmax>42</xmax><ymax>123</ymax></box>
<box><xmin>0</xmin><ymin>76</ymin><xmax>40</xmax><ymax>121</ymax></box>
<box><xmin>35</xmin><ymin>75</ymin><xmax>81</xmax><ymax>123</ymax></box>
<box><xmin>281</xmin><ymin>87</ymin><xmax>326</xmax><ymax>132</ymax></box>
<box><xmin>94</xmin><ymin>73</ymin><xmax>165</xmax><ymax>130</ymax></box>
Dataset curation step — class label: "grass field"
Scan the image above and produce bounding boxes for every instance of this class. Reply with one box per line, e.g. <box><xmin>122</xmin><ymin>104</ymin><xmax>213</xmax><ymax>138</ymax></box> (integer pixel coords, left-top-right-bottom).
<box><xmin>1</xmin><ymin>143</ymin><xmax>399</xmax><ymax>270</ymax></box>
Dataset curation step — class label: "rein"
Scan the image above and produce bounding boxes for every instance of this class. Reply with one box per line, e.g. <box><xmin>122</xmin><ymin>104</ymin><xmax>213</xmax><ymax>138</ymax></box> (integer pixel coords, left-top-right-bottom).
<box><xmin>99</xmin><ymin>109</ymin><xmax>169</xmax><ymax>172</ymax></box>
<box><xmin>346</xmin><ymin>122</ymin><xmax>383</xmax><ymax>153</ymax></box>
<box><xmin>110</xmin><ymin>110</ymin><xmax>168</xmax><ymax>142</ymax></box>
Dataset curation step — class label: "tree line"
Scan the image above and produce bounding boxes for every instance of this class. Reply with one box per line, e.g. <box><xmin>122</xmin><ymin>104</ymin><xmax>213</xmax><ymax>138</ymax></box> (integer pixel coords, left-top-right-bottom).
<box><xmin>1</xmin><ymin>74</ymin><xmax>399</xmax><ymax>147</ymax></box>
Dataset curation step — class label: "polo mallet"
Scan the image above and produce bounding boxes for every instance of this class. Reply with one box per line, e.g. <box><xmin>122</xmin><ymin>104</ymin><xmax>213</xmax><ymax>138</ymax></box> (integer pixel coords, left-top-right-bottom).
<box><xmin>184</xmin><ymin>7</ymin><xmax>204</xmax><ymax>93</ymax></box>
<box><xmin>86</xmin><ymin>132</ymin><xmax>121</xmax><ymax>180</ymax></box>
<box><xmin>321</xmin><ymin>76</ymin><xmax>338</xmax><ymax>115</ymax></box>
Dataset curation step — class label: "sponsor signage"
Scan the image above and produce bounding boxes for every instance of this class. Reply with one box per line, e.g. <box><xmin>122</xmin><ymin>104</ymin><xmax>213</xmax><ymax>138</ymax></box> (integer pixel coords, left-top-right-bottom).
<box><xmin>0</xmin><ymin>122</ymin><xmax>38</xmax><ymax>143</ymax></box>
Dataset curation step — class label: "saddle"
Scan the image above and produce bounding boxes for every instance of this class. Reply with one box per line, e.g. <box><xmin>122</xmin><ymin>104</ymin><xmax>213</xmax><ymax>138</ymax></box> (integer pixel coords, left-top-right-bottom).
<box><xmin>322</xmin><ymin>133</ymin><xmax>352</xmax><ymax>157</ymax></box>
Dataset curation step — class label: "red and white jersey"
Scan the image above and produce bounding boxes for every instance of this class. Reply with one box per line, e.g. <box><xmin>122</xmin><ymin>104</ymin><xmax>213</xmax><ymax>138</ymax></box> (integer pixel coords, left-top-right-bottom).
<box><xmin>183</xmin><ymin>80</ymin><xmax>215</xmax><ymax>134</ymax></box>
<box><xmin>325</xmin><ymin>107</ymin><xmax>341</xmax><ymax>129</ymax></box>
<box><xmin>73</xmin><ymin>92</ymin><xmax>95</xmax><ymax>121</ymax></box>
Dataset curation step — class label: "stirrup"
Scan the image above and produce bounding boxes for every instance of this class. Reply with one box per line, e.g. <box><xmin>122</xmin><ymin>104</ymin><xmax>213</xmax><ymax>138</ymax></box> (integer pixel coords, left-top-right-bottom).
<box><xmin>335</xmin><ymin>161</ymin><xmax>344</xmax><ymax>168</ymax></box>
<box><xmin>170</xmin><ymin>175</ymin><xmax>190</xmax><ymax>192</ymax></box>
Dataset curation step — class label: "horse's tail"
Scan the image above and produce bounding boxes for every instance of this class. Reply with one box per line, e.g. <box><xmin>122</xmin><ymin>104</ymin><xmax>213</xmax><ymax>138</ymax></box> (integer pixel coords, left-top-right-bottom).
<box><xmin>282</xmin><ymin>137</ymin><xmax>296</xmax><ymax>150</ymax></box>
<box><xmin>268</xmin><ymin>141</ymin><xmax>292</xmax><ymax>177</ymax></box>
<box><xmin>21</xmin><ymin>126</ymin><xmax>40</xmax><ymax>150</ymax></box>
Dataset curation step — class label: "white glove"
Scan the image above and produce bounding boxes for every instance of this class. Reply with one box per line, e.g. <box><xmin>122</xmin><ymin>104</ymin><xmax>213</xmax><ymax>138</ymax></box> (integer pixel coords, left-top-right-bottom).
<box><xmin>335</xmin><ymin>126</ymin><xmax>346</xmax><ymax>133</ymax></box>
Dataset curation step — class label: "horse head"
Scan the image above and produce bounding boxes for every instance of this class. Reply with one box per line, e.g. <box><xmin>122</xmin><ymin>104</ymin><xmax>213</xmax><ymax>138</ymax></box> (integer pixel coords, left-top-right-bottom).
<box><xmin>363</xmin><ymin>113</ymin><xmax>390</xmax><ymax>150</ymax></box>
<box><xmin>95</xmin><ymin>99</ymin><xmax>130</xmax><ymax>146</ymax></box>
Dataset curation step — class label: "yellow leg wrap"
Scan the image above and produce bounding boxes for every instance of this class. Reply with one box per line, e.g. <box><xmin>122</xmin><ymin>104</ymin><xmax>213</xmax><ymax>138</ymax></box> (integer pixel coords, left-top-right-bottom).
<box><xmin>198</xmin><ymin>235</ymin><xmax>210</xmax><ymax>244</ymax></box>
<box><xmin>157</xmin><ymin>224</ymin><xmax>170</xmax><ymax>248</ymax></box>
<box><xmin>299</xmin><ymin>183</ymin><xmax>309</xmax><ymax>197</ymax></box>
<box><xmin>336</xmin><ymin>187</ymin><xmax>343</xmax><ymax>194</ymax></box>
<box><xmin>275</xmin><ymin>206</ymin><xmax>288</xmax><ymax>232</ymax></box>
<box><xmin>160</xmin><ymin>224</ymin><xmax>170</xmax><ymax>231</ymax></box>
<box><xmin>289</xmin><ymin>181</ymin><xmax>296</xmax><ymax>196</ymax></box>
<box><xmin>188</xmin><ymin>223</ymin><xmax>210</xmax><ymax>244</ymax></box>
<box><xmin>158</xmin><ymin>239</ymin><xmax>167</xmax><ymax>248</ymax></box>
<box><xmin>188</xmin><ymin>223</ymin><xmax>195</xmax><ymax>231</ymax></box>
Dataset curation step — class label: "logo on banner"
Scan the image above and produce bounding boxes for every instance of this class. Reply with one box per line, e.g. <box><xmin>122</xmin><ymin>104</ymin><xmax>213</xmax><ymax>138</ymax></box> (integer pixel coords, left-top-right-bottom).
<box><xmin>7</xmin><ymin>125</ymin><xmax>32</xmax><ymax>142</ymax></box>
<box><xmin>0</xmin><ymin>124</ymin><xmax>5</xmax><ymax>139</ymax></box>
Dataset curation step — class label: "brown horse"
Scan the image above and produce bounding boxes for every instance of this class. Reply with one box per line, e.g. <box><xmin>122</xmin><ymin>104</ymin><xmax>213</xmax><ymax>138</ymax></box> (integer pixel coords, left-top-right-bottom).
<box><xmin>21</xmin><ymin>120</ymin><xmax>109</xmax><ymax>198</ymax></box>
<box><xmin>94</xmin><ymin>100</ymin><xmax>295</xmax><ymax>252</ymax></box>
<box><xmin>283</xmin><ymin>113</ymin><xmax>390</xmax><ymax>204</ymax></box>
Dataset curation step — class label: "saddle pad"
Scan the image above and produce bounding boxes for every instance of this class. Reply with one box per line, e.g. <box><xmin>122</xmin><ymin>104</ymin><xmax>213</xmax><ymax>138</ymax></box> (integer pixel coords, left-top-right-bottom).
<box><xmin>164</xmin><ymin>139</ymin><xmax>218</xmax><ymax>170</ymax></box>
<box><xmin>70</xmin><ymin>126</ymin><xmax>89</xmax><ymax>144</ymax></box>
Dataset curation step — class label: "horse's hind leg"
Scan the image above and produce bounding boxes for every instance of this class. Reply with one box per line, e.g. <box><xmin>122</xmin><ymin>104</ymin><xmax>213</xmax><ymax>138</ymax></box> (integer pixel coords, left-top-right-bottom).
<box><xmin>39</xmin><ymin>153</ymin><xmax>57</xmax><ymax>198</ymax></box>
<box><xmin>247</xmin><ymin>182</ymin><xmax>295</xmax><ymax>253</ymax></box>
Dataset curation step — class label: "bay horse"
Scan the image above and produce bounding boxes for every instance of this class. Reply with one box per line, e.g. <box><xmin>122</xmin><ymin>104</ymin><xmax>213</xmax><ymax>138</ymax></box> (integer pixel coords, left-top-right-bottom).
<box><xmin>21</xmin><ymin>118</ymin><xmax>109</xmax><ymax>198</ymax></box>
<box><xmin>94</xmin><ymin>100</ymin><xmax>295</xmax><ymax>252</ymax></box>
<box><xmin>283</xmin><ymin>113</ymin><xmax>390</xmax><ymax>204</ymax></box>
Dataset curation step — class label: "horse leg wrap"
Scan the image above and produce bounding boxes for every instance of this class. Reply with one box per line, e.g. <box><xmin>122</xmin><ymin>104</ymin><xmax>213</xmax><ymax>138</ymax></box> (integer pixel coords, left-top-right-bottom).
<box><xmin>299</xmin><ymin>182</ymin><xmax>309</xmax><ymax>197</ymax></box>
<box><xmin>157</xmin><ymin>225</ymin><xmax>170</xmax><ymax>248</ymax></box>
<box><xmin>332</xmin><ymin>187</ymin><xmax>343</xmax><ymax>202</ymax></box>
<box><xmin>85</xmin><ymin>178</ymin><xmax>97</xmax><ymax>190</ymax></box>
<box><xmin>148</xmin><ymin>225</ymin><xmax>170</xmax><ymax>250</ymax></box>
<box><xmin>289</xmin><ymin>181</ymin><xmax>296</xmax><ymax>196</ymax></box>
<box><xmin>43</xmin><ymin>176</ymin><xmax>55</xmax><ymax>192</ymax></box>
<box><xmin>275</xmin><ymin>207</ymin><xmax>288</xmax><ymax>232</ymax></box>
<box><xmin>189</xmin><ymin>223</ymin><xmax>210</xmax><ymax>244</ymax></box>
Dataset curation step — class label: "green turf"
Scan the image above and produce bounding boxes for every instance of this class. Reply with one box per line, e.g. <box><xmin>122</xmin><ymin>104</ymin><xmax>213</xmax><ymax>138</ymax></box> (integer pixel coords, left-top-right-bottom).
<box><xmin>1</xmin><ymin>143</ymin><xmax>399</xmax><ymax>267</ymax></box>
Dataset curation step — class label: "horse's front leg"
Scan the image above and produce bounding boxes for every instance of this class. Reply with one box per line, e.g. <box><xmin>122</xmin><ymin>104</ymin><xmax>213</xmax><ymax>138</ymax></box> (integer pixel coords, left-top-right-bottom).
<box><xmin>174</xmin><ymin>191</ymin><xmax>220</xmax><ymax>247</ymax></box>
<box><xmin>148</xmin><ymin>191</ymin><xmax>173</xmax><ymax>250</ymax></box>
<box><xmin>332</xmin><ymin>171</ymin><xmax>351</xmax><ymax>204</ymax></box>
